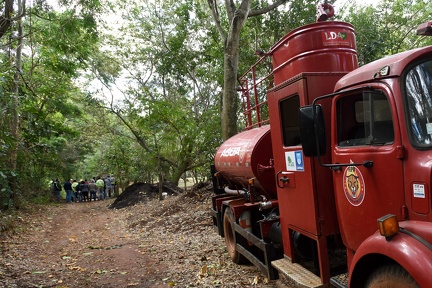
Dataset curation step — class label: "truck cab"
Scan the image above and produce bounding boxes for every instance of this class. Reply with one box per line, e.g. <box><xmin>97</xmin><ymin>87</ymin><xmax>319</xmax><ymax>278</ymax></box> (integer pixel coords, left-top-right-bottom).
<box><xmin>299</xmin><ymin>42</ymin><xmax>432</xmax><ymax>286</ymax></box>
<box><xmin>329</xmin><ymin>45</ymin><xmax>432</xmax><ymax>287</ymax></box>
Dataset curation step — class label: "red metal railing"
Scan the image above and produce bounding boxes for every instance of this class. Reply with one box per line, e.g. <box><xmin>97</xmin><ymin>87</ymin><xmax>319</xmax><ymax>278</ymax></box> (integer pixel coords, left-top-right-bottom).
<box><xmin>238</xmin><ymin>55</ymin><xmax>273</xmax><ymax>130</ymax></box>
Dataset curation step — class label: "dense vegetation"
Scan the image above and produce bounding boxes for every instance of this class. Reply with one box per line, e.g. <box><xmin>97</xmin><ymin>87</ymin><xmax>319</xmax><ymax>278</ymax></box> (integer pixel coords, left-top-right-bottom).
<box><xmin>0</xmin><ymin>0</ymin><xmax>431</xmax><ymax>213</ymax></box>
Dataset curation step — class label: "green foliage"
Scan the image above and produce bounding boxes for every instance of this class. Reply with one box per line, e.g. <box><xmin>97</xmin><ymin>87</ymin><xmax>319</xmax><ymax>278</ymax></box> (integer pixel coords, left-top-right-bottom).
<box><xmin>0</xmin><ymin>0</ymin><xmax>105</xmax><ymax>211</ymax></box>
<box><xmin>30</xmin><ymin>194</ymin><xmax>53</xmax><ymax>205</ymax></box>
<box><xmin>86</xmin><ymin>0</ymin><xmax>223</xmax><ymax>185</ymax></box>
<box><xmin>339</xmin><ymin>0</ymin><xmax>432</xmax><ymax>65</ymax></box>
<box><xmin>0</xmin><ymin>171</ymin><xmax>14</xmax><ymax>211</ymax></box>
<box><xmin>1</xmin><ymin>0</ymin><xmax>431</xmax><ymax>210</ymax></box>
<box><xmin>280</xmin><ymin>0</ymin><xmax>319</xmax><ymax>31</ymax></box>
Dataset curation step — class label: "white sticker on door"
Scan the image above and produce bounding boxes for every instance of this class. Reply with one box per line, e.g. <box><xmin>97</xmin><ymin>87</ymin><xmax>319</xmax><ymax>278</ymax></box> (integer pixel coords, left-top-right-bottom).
<box><xmin>413</xmin><ymin>183</ymin><xmax>426</xmax><ymax>199</ymax></box>
<box><xmin>285</xmin><ymin>151</ymin><xmax>304</xmax><ymax>171</ymax></box>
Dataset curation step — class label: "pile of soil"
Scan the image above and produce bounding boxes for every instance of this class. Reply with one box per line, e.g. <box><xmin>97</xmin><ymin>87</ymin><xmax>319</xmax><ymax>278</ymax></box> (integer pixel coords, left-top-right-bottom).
<box><xmin>110</xmin><ymin>181</ymin><xmax>183</xmax><ymax>210</ymax></box>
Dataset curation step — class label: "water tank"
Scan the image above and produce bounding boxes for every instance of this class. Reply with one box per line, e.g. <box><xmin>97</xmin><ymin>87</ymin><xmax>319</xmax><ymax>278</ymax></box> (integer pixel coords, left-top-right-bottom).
<box><xmin>271</xmin><ymin>21</ymin><xmax>358</xmax><ymax>85</ymax></box>
<box><xmin>214</xmin><ymin>125</ymin><xmax>276</xmax><ymax>199</ymax></box>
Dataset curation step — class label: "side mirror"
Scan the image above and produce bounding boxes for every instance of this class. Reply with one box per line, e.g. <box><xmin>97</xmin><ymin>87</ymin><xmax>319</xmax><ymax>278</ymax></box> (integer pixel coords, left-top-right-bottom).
<box><xmin>299</xmin><ymin>105</ymin><xmax>326</xmax><ymax>157</ymax></box>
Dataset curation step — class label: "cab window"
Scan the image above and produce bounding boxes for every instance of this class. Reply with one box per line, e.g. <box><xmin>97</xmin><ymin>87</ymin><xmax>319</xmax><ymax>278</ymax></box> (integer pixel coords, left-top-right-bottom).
<box><xmin>338</xmin><ymin>91</ymin><xmax>394</xmax><ymax>146</ymax></box>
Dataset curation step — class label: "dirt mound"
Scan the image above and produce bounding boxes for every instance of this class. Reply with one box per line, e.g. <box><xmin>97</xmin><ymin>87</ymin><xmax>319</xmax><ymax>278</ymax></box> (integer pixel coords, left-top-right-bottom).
<box><xmin>109</xmin><ymin>181</ymin><xmax>183</xmax><ymax>209</ymax></box>
<box><xmin>154</xmin><ymin>181</ymin><xmax>214</xmax><ymax>220</ymax></box>
<box><xmin>187</xmin><ymin>181</ymin><xmax>214</xmax><ymax>195</ymax></box>
<box><xmin>180</xmin><ymin>181</ymin><xmax>214</xmax><ymax>204</ymax></box>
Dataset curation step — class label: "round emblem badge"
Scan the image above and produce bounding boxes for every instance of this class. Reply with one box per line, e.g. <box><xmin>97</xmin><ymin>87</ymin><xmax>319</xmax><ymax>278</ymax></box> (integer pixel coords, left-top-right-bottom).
<box><xmin>343</xmin><ymin>165</ymin><xmax>365</xmax><ymax>206</ymax></box>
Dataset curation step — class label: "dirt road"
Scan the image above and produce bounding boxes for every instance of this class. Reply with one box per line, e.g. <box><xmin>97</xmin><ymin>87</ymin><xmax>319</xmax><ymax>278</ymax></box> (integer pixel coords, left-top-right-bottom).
<box><xmin>1</xmin><ymin>200</ymin><xmax>168</xmax><ymax>287</ymax></box>
<box><xmin>0</xmin><ymin>193</ymin><xmax>295</xmax><ymax>287</ymax></box>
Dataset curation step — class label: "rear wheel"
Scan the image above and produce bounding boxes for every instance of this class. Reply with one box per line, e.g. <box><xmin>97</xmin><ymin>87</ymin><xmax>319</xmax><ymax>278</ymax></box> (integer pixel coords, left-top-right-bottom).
<box><xmin>223</xmin><ymin>208</ymin><xmax>247</xmax><ymax>264</ymax></box>
<box><xmin>365</xmin><ymin>264</ymin><xmax>419</xmax><ymax>288</ymax></box>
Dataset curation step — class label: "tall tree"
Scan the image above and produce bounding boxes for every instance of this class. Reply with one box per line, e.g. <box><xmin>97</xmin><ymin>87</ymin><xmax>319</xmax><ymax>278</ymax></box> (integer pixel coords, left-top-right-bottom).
<box><xmin>6</xmin><ymin>0</ymin><xmax>25</xmax><ymax>207</ymax></box>
<box><xmin>85</xmin><ymin>0</ymin><xmax>222</xmax><ymax>185</ymax></box>
<box><xmin>207</xmin><ymin>0</ymin><xmax>287</xmax><ymax>140</ymax></box>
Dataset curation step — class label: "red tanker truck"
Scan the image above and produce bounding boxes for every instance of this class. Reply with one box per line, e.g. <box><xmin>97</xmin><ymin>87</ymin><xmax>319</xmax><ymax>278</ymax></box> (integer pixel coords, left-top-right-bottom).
<box><xmin>210</xmin><ymin>4</ymin><xmax>432</xmax><ymax>287</ymax></box>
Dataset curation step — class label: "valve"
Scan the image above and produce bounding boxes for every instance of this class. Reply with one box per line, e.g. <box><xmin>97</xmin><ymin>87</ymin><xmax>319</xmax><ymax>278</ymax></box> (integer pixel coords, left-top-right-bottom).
<box><xmin>317</xmin><ymin>3</ymin><xmax>335</xmax><ymax>22</ymax></box>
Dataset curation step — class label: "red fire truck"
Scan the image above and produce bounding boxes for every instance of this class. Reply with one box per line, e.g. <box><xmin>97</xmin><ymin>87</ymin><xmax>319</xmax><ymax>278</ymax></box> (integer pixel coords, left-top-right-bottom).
<box><xmin>210</xmin><ymin>4</ymin><xmax>432</xmax><ymax>287</ymax></box>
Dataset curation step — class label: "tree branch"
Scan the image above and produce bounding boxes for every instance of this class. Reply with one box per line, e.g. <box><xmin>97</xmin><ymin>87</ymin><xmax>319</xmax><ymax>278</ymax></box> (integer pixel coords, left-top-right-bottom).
<box><xmin>207</xmin><ymin>0</ymin><xmax>227</xmax><ymax>43</ymax></box>
<box><xmin>225</xmin><ymin>0</ymin><xmax>236</xmax><ymax>21</ymax></box>
<box><xmin>248</xmin><ymin>0</ymin><xmax>287</xmax><ymax>17</ymax></box>
<box><xmin>226</xmin><ymin>0</ymin><xmax>251</xmax><ymax>54</ymax></box>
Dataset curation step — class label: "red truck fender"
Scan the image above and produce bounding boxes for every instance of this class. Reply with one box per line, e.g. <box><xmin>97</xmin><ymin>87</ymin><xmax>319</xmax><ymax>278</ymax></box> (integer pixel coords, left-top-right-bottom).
<box><xmin>349</xmin><ymin>227</ymin><xmax>432</xmax><ymax>287</ymax></box>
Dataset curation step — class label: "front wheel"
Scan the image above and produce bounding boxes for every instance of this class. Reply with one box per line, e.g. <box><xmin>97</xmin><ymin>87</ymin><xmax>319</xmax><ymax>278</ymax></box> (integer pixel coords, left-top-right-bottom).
<box><xmin>223</xmin><ymin>208</ymin><xmax>247</xmax><ymax>264</ymax></box>
<box><xmin>365</xmin><ymin>264</ymin><xmax>419</xmax><ymax>288</ymax></box>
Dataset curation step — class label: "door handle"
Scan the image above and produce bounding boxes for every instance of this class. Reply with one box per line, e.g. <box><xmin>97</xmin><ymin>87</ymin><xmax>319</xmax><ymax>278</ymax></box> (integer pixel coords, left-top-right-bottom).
<box><xmin>276</xmin><ymin>171</ymin><xmax>290</xmax><ymax>188</ymax></box>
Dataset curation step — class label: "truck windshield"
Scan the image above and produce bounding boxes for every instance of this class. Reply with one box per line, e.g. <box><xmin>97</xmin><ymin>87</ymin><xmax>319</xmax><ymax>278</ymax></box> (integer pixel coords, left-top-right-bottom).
<box><xmin>405</xmin><ymin>59</ymin><xmax>432</xmax><ymax>147</ymax></box>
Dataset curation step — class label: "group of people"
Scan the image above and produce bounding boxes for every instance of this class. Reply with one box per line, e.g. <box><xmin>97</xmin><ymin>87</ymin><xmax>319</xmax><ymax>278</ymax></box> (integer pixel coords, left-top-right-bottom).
<box><xmin>50</xmin><ymin>175</ymin><xmax>115</xmax><ymax>203</ymax></box>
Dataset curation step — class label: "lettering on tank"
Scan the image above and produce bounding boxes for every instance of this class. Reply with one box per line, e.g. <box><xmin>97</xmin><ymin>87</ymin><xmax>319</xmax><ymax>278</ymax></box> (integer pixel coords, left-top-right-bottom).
<box><xmin>322</xmin><ymin>31</ymin><xmax>350</xmax><ymax>46</ymax></box>
<box><xmin>220</xmin><ymin>147</ymin><xmax>241</xmax><ymax>157</ymax></box>
<box><xmin>220</xmin><ymin>145</ymin><xmax>247</xmax><ymax>164</ymax></box>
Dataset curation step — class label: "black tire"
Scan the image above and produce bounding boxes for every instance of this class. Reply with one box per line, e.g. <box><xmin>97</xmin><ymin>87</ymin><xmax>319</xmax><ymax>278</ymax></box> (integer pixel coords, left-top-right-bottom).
<box><xmin>223</xmin><ymin>208</ymin><xmax>247</xmax><ymax>264</ymax></box>
<box><xmin>365</xmin><ymin>264</ymin><xmax>419</xmax><ymax>288</ymax></box>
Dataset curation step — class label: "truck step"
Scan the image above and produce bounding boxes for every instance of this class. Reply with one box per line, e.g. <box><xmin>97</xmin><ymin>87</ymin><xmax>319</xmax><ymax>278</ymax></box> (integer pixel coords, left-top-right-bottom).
<box><xmin>330</xmin><ymin>273</ymin><xmax>348</xmax><ymax>288</ymax></box>
<box><xmin>271</xmin><ymin>258</ymin><xmax>323</xmax><ymax>288</ymax></box>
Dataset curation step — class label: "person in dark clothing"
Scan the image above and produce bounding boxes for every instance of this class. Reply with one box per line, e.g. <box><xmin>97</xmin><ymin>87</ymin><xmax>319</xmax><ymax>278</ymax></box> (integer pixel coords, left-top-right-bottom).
<box><xmin>64</xmin><ymin>179</ymin><xmax>73</xmax><ymax>203</ymax></box>
<box><xmin>52</xmin><ymin>178</ymin><xmax>62</xmax><ymax>202</ymax></box>
<box><xmin>75</xmin><ymin>181</ymin><xmax>82</xmax><ymax>202</ymax></box>
<box><xmin>80</xmin><ymin>180</ymin><xmax>89</xmax><ymax>202</ymax></box>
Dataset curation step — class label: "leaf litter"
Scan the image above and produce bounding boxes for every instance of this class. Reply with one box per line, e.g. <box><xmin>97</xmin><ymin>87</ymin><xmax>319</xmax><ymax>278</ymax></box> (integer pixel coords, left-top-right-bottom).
<box><xmin>0</xmin><ymin>182</ymin><xmax>297</xmax><ymax>287</ymax></box>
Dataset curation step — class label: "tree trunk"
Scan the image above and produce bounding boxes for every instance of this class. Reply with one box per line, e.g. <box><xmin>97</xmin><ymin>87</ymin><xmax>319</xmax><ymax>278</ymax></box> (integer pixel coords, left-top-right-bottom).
<box><xmin>208</xmin><ymin>0</ymin><xmax>287</xmax><ymax>141</ymax></box>
<box><xmin>211</xmin><ymin>0</ymin><xmax>251</xmax><ymax>141</ymax></box>
<box><xmin>169</xmin><ymin>159</ymin><xmax>190</xmax><ymax>187</ymax></box>
<box><xmin>0</xmin><ymin>0</ymin><xmax>14</xmax><ymax>39</ymax></box>
<box><xmin>8</xmin><ymin>0</ymin><xmax>24</xmax><ymax>207</ymax></box>
<box><xmin>158</xmin><ymin>173</ymin><xmax>163</xmax><ymax>201</ymax></box>
<box><xmin>221</xmin><ymin>50</ymin><xmax>239</xmax><ymax>140</ymax></box>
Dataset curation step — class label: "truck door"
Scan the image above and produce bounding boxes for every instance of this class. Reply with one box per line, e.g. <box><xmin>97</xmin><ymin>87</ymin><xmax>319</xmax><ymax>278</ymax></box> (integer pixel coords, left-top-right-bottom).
<box><xmin>332</xmin><ymin>89</ymin><xmax>405</xmax><ymax>252</ymax></box>
<box><xmin>268</xmin><ymin>75</ymin><xmax>340</xmax><ymax>263</ymax></box>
